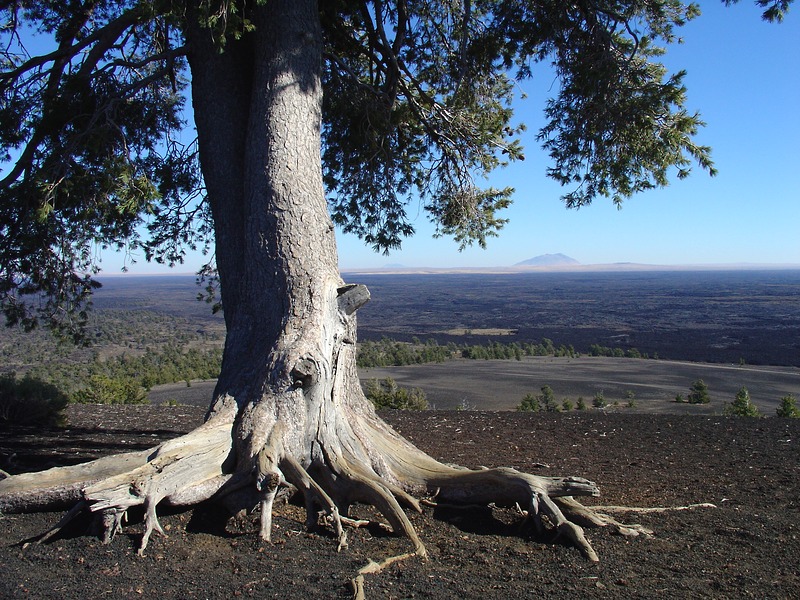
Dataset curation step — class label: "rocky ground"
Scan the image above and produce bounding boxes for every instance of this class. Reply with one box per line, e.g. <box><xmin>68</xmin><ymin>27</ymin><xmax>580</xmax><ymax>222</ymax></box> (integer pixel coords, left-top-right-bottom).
<box><xmin>1</xmin><ymin>404</ymin><xmax>799</xmax><ymax>599</ymax></box>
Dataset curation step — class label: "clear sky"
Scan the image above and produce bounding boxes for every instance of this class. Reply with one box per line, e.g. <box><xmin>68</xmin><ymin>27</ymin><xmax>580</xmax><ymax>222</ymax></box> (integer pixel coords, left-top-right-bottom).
<box><xmin>103</xmin><ymin>2</ymin><xmax>799</xmax><ymax>273</ymax></box>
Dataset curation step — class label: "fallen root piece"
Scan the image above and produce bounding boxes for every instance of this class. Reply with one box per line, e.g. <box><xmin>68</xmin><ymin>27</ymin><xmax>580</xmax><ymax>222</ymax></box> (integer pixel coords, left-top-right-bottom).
<box><xmin>585</xmin><ymin>502</ymin><xmax>717</xmax><ymax>514</ymax></box>
<box><xmin>351</xmin><ymin>552</ymin><xmax>418</xmax><ymax>600</ymax></box>
<box><xmin>339</xmin><ymin>516</ymin><xmax>371</xmax><ymax>528</ymax></box>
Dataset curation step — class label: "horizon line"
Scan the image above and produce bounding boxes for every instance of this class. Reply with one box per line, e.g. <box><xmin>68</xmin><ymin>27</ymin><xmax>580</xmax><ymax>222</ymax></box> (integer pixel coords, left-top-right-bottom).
<box><xmin>95</xmin><ymin>261</ymin><xmax>800</xmax><ymax>277</ymax></box>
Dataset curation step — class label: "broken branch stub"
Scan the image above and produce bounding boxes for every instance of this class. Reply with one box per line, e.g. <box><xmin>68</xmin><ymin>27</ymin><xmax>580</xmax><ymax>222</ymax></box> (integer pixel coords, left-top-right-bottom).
<box><xmin>336</xmin><ymin>284</ymin><xmax>370</xmax><ymax>316</ymax></box>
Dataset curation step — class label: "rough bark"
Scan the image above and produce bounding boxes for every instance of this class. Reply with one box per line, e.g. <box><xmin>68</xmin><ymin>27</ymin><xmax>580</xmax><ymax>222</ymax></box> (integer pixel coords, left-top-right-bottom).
<box><xmin>0</xmin><ymin>0</ymin><xmax>649</xmax><ymax>570</ymax></box>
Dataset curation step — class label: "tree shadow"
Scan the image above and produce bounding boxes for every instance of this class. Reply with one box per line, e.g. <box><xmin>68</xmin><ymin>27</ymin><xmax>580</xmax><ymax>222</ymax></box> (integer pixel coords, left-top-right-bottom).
<box><xmin>431</xmin><ymin>503</ymin><xmax>573</xmax><ymax>549</ymax></box>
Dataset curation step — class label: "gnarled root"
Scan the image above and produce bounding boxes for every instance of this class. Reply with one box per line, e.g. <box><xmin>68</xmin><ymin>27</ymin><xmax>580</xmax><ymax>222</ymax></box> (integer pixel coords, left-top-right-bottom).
<box><xmin>1</xmin><ymin>403</ymin><xmax>647</xmax><ymax>566</ymax></box>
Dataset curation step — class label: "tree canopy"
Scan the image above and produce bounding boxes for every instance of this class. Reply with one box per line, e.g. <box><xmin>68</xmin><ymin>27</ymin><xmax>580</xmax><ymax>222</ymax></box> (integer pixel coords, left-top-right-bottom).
<box><xmin>1</xmin><ymin>0</ymin><xmax>792</xmax><ymax>339</ymax></box>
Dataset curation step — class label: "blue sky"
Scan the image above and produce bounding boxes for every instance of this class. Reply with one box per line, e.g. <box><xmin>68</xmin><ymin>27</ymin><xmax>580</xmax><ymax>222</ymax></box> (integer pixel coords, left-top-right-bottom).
<box><xmin>100</xmin><ymin>2</ymin><xmax>799</xmax><ymax>272</ymax></box>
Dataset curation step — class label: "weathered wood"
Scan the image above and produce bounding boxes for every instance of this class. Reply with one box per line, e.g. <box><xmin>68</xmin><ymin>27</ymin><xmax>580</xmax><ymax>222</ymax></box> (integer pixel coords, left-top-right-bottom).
<box><xmin>337</xmin><ymin>284</ymin><xmax>370</xmax><ymax>316</ymax></box>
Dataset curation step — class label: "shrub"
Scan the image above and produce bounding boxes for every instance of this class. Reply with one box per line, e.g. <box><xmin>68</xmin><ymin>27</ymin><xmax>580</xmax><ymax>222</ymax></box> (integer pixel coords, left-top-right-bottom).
<box><xmin>592</xmin><ymin>391</ymin><xmax>607</xmax><ymax>408</ymax></box>
<box><xmin>364</xmin><ymin>377</ymin><xmax>428</xmax><ymax>410</ymax></box>
<box><xmin>576</xmin><ymin>397</ymin><xmax>587</xmax><ymax>410</ymax></box>
<box><xmin>687</xmin><ymin>379</ymin><xmax>710</xmax><ymax>404</ymax></box>
<box><xmin>561</xmin><ymin>398</ymin><xmax>574</xmax><ymax>411</ymax></box>
<box><xmin>0</xmin><ymin>372</ymin><xmax>69</xmax><ymax>426</ymax></box>
<box><xmin>518</xmin><ymin>385</ymin><xmax>560</xmax><ymax>412</ymax></box>
<box><xmin>541</xmin><ymin>385</ymin><xmax>560</xmax><ymax>412</ymax></box>
<box><xmin>517</xmin><ymin>392</ymin><xmax>540</xmax><ymax>412</ymax></box>
<box><xmin>776</xmin><ymin>394</ymin><xmax>800</xmax><ymax>418</ymax></box>
<box><xmin>725</xmin><ymin>386</ymin><xmax>761</xmax><ymax>417</ymax></box>
<box><xmin>72</xmin><ymin>375</ymin><xmax>148</xmax><ymax>405</ymax></box>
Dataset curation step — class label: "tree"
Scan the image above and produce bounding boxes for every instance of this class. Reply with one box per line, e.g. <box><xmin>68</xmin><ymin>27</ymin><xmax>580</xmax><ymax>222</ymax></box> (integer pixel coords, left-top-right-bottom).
<box><xmin>687</xmin><ymin>379</ymin><xmax>711</xmax><ymax>404</ymax></box>
<box><xmin>725</xmin><ymin>386</ymin><xmax>762</xmax><ymax>417</ymax></box>
<box><xmin>541</xmin><ymin>384</ymin><xmax>560</xmax><ymax>412</ymax></box>
<box><xmin>517</xmin><ymin>392</ymin><xmax>541</xmax><ymax>412</ymax></box>
<box><xmin>0</xmin><ymin>0</ymin><xmax>790</xmax><ymax>573</ymax></box>
<box><xmin>593</xmin><ymin>391</ymin><xmax>608</xmax><ymax>408</ymax></box>
<box><xmin>776</xmin><ymin>394</ymin><xmax>800</xmax><ymax>418</ymax></box>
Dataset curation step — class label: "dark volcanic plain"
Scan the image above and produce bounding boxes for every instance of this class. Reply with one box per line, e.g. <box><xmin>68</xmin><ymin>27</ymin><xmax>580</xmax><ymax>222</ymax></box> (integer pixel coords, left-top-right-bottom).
<box><xmin>352</xmin><ymin>269</ymin><xmax>800</xmax><ymax>367</ymax></box>
<box><xmin>1</xmin><ymin>269</ymin><xmax>800</xmax><ymax>598</ymax></box>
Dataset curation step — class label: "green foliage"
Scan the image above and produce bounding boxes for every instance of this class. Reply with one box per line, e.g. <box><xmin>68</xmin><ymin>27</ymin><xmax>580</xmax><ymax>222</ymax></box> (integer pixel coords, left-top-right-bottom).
<box><xmin>687</xmin><ymin>379</ymin><xmax>711</xmax><ymax>404</ymax></box>
<box><xmin>0</xmin><ymin>1</ymin><xmax>208</xmax><ymax>340</ymax></box>
<box><xmin>518</xmin><ymin>385</ymin><xmax>561</xmax><ymax>412</ymax></box>
<box><xmin>576</xmin><ymin>397</ymin><xmax>587</xmax><ymax>410</ymax></box>
<box><xmin>588</xmin><ymin>344</ymin><xmax>650</xmax><ymax>359</ymax></box>
<box><xmin>0</xmin><ymin>372</ymin><xmax>69</xmax><ymax>426</ymax></box>
<box><xmin>540</xmin><ymin>385</ymin><xmax>559</xmax><ymax>412</ymax></box>
<box><xmin>357</xmin><ymin>338</ymin><xmax>451</xmax><ymax>368</ymax></box>
<box><xmin>357</xmin><ymin>336</ymin><xmax>580</xmax><ymax>368</ymax></box>
<box><xmin>592</xmin><ymin>391</ymin><xmax>607</xmax><ymax>409</ymax></box>
<box><xmin>363</xmin><ymin>378</ymin><xmax>428</xmax><ymax>411</ymax></box>
<box><xmin>561</xmin><ymin>398</ymin><xmax>574</xmax><ymax>412</ymax></box>
<box><xmin>518</xmin><ymin>392</ymin><xmax>540</xmax><ymax>412</ymax></box>
<box><xmin>72</xmin><ymin>375</ymin><xmax>148</xmax><ymax>405</ymax></box>
<box><xmin>725</xmin><ymin>386</ymin><xmax>762</xmax><ymax>417</ymax></box>
<box><xmin>776</xmin><ymin>394</ymin><xmax>800</xmax><ymax>418</ymax></box>
<box><xmin>2</xmin><ymin>0</ymin><xmax>768</xmax><ymax>336</ymax></box>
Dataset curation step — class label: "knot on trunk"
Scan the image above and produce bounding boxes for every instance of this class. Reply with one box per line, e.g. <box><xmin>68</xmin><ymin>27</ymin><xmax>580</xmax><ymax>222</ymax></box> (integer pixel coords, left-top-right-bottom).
<box><xmin>290</xmin><ymin>357</ymin><xmax>318</xmax><ymax>389</ymax></box>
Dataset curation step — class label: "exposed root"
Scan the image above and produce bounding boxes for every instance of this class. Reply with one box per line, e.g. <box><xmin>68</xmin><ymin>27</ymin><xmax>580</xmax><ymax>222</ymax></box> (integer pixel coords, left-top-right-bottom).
<box><xmin>138</xmin><ymin>498</ymin><xmax>167</xmax><ymax>555</ymax></box>
<box><xmin>555</xmin><ymin>496</ymin><xmax>655</xmax><ymax>538</ymax></box>
<box><xmin>100</xmin><ymin>508</ymin><xmax>127</xmax><ymax>544</ymax></box>
<box><xmin>351</xmin><ymin>552</ymin><xmax>419</xmax><ymax>600</ymax></box>
<box><xmin>281</xmin><ymin>455</ymin><xmax>347</xmax><ymax>550</ymax></box>
<box><xmin>340</xmin><ymin>465</ymin><xmax>426</xmax><ymax>557</ymax></box>
<box><xmin>584</xmin><ymin>502</ymin><xmax>717</xmax><ymax>514</ymax></box>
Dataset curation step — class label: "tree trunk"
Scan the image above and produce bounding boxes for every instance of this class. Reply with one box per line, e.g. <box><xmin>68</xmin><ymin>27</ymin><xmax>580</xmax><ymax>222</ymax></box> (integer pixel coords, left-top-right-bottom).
<box><xmin>0</xmin><ymin>0</ymin><xmax>649</xmax><ymax>564</ymax></box>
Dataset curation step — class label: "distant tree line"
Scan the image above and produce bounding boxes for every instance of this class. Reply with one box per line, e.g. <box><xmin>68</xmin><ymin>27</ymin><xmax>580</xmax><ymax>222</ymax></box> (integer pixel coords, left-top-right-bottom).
<box><xmin>356</xmin><ymin>337</ymin><xmax>589</xmax><ymax>368</ymax></box>
<box><xmin>587</xmin><ymin>344</ymin><xmax>652</xmax><ymax>359</ymax></box>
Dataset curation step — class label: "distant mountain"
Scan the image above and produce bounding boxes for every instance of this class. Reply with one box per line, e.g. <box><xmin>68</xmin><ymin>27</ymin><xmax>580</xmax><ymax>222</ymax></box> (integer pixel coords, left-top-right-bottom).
<box><xmin>515</xmin><ymin>253</ymin><xmax>580</xmax><ymax>267</ymax></box>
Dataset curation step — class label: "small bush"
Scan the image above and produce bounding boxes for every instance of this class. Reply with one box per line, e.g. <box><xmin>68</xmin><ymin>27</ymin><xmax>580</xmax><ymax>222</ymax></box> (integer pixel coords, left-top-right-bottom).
<box><xmin>561</xmin><ymin>398</ymin><xmax>574</xmax><ymax>411</ymax></box>
<box><xmin>724</xmin><ymin>386</ymin><xmax>761</xmax><ymax>417</ymax></box>
<box><xmin>576</xmin><ymin>397</ymin><xmax>587</xmax><ymax>410</ymax></box>
<box><xmin>541</xmin><ymin>385</ymin><xmax>560</xmax><ymax>412</ymax></box>
<box><xmin>518</xmin><ymin>385</ymin><xmax>560</xmax><ymax>412</ymax></box>
<box><xmin>592</xmin><ymin>391</ymin><xmax>607</xmax><ymax>409</ymax></box>
<box><xmin>687</xmin><ymin>379</ymin><xmax>710</xmax><ymax>404</ymax></box>
<box><xmin>517</xmin><ymin>392</ymin><xmax>540</xmax><ymax>412</ymax></box>
<box><xmin>0</xmin><ymin>372</ymin><xmax>69</xmax><ymax>426</ymax></box>
<box><xmin>364</xmin><ymin>377</ymin><xmax>428</xmax><ymax>410</ymax></box>
<box><xmin>776</xmin><ymin>394</ymin><xmax>800</xmax><ymax>418</ymax></box>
